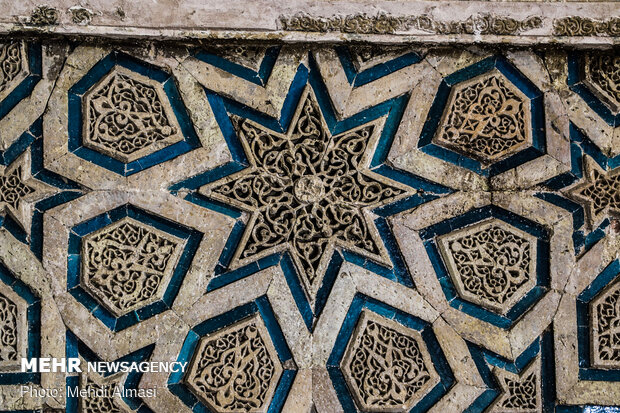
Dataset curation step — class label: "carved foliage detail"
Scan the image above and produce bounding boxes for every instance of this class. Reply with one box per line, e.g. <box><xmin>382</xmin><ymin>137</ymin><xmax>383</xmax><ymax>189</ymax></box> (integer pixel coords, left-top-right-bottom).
<box><xmin>0</xmin><ymin>166</ymin><xmax>34</xmax><ymax>210</ymax></box>
<box><xmin>591</xmin><ymin>276</ymin><xmax>620</xmax><ymax>368</ymax></box>
<box><xmin>585</xmin><ymin>52</ymin><xmax>620</xmax><ymax>113</ymax></box>
<box><xmin>80</xmin><ymin>377</ymin><xmax>122</xmax><ymax>413</ymax></box>
<box><xmin>83</xmin><ymin>66</ymin><xmax>183</xmax><ymax>163</ymax></box>
<box><xmin>342</xmin><ymin>311</ymin><xmax>439</xmax><ymax>412</ymax></box>
<box><xmin>0</xmin><ymin>292</ymin><xmax>18</xmax><ymax>362</ymax></box>
<box><xmin>203</xmin><ymin>87</ymin><xmax>405</xmax><ymax>302</ymax></box>
<box><xmin>500</xmin><ymin>372</ymin><xmax>538</xmax><ymax>410</ymax></box>
<box><xmin>434</xmin><ymin>71</ymin><xmax>531</xmax><ymax>164</ymax></box>
<box><xmin>185</xmin><ymin>315</ymin><xmax>283</xmax><ymax>413</ymax></box>
<box><xmin>81</xmin><ymin>217</ymin><xmax>185</xmax><ymax>317</ymax></box>
<box><xmin>0</xmin><ymin>42</ymin><xmax>28</xmax><ymax>100</ymax></box>
<box><xmin>437</xmin><ymin>219</ymin><xmax>537</xmax><ymax>315</ymax></box>
<box><xmin>566</xmin><ymin>156</ymin><xmax>620</xmax><ymax>228</ymax></box>
<box><xmin>553</xmin><ymin>17</ymin><xmax>620</xmax><ymax>37</ymax></box>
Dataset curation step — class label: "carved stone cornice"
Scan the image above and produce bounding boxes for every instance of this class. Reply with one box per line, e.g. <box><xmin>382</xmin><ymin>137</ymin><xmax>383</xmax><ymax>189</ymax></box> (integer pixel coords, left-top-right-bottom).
<box><xmin>279</xmin><ymin>12</ymin><xmax>543</xmax><ymax>35</ymax></box>
<box><xmin>553</xmin><ymin>17</ymin><xmax>620</xmax><ymax>37</ymax></box>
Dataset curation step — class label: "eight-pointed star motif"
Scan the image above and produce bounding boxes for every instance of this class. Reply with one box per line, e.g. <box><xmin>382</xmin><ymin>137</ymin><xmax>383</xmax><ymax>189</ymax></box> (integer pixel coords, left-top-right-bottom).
<box><xmin>565</xmin><ymin>155</ymin><xmax>620</xmax><ymax>229</ymax></box>
<box><xmin>0</xmin><ymin>148</ymin><xmax>58</xmax><ymax>235</ymax></box>
<box><xmin>200</xmin><ymin>86</ymin><xmax>410</xmax><ymax>303</ymax></box>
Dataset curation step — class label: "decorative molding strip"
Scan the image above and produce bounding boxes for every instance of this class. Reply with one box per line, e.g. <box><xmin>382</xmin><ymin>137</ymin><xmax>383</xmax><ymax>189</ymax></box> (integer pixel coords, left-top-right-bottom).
<box><xmin>279</xmin><ymin>12</ymin><xmax>411</xmax><ymax>34</ymax></box>
<box><xmin>414</xmin><ymin>14</ymin><xmax>542</xmax><ymax>35</ymax></box>
<box><xmin>553</xmin><ymin>17</ymin><xmax>620</xmax><ymax>37</ymax></box>
<box><xmin>279</xmin><ymin>12</ymin><xmax>543</xmax><ymax>35</ymax></box>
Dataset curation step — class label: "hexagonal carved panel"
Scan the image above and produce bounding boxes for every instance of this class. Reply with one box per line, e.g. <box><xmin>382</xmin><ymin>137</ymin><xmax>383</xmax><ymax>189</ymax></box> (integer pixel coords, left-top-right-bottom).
<box><xmin>81</xmin><ymin>217</ymin><xmax>185</xmax><ymax>317</ymax></box>
<box><xmin>185</xmin><ymin>315</ymin><xmax>283</xmax><ymax>413</ymax></box>
<box><xmin>433</xmin><ymin>69</ymin><xmax>532</xmax><ymax>164</ymax></box>
<box><xmin>584</xmin><ymin>52</ymin><xmax>620</xmax><ymax>114</ymax></box>
<box><xmin>0</xmin><ymin>41</ymin><xmax>29</xmax><ymax>103</ymax></box>
<box><xmin>437</xmin><ymin>219</ymin><xmax>537</xmax><ymax>315</ymax></box>
<box><xmin>590</xmin><ymin>275</ymin><xmax>620</xmax><ymax>369</ymax></box>
<box><xmin>341</xmin><ymin>310</ymin><xmax>440</xmax><ymax>412</ymax></box>
<box><xmin>82</xmin><ymin>65</ymin><xmax>184</xmax><ymax>163</ymax></box>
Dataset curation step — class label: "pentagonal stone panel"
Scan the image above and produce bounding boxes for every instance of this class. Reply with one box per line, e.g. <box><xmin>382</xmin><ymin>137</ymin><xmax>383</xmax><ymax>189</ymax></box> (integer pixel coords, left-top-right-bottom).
<box><xmin>81</xmin><ymin>216</ymin><xmax>186</xmax><ymax>317</ymax></box>
<box><xmin>82</xmin><ymin>65</ymin><xmax>184</xmax><ymax>163</ymax></box>
<box><xmin>584</xmin><ymin>52</ymin><xmax>620</xmax><ymax>114</ymax></box>
<box><xmin>185</xmin><ymin>314</ymin><xmax>283</xmax><ymax>413</ymax></box>
<box><xmin>433</xmin><ymin>69</ymin><xmax>532</xmax><ymax>165</ymax></box>
<box><xmin>590</xmin><ymin>275</ymin><xmax>620</xmax><ymax>369</ymax></box>
<box><xmin>0</xmin><ymin>41</ymin><xmax>29</xmax><ymax>103</ymax></box>
<box><xmin>437</xmin><ymin>218</ymin><xmax>537</xmax><ymax>315</ymax></box>
<box><xmin>341</xmin><ymin>310</ymin><xmax>440</xmax><ymax>412</ymax></box>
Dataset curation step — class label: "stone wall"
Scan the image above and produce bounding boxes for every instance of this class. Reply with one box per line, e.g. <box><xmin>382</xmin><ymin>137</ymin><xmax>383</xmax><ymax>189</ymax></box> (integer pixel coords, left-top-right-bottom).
<box><xmin>0</xmin><ymin>1</ymin><xmax>617</xmax><ymax>411</ymax></box>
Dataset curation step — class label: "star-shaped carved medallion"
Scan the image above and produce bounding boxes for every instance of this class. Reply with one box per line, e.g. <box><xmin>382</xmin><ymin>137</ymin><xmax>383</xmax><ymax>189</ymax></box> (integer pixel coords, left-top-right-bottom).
<box><xmin>565</xmin><ymin>155</ymin><xmax>620</xmax><ymax>228</ymax></box>
<box><xmin>0</xmin><ymin>148</ymin><xmax>58</xmax><ymax>234</ymax></box>
<box><xmin>488</xmin><ymin>358</ymin><xmax>541</xmax><ymax>413</ymax></box>
<box><xmin>201</xmin><ymin>86</ymin><xmax>409</xmax><ymax>303</ymax></box>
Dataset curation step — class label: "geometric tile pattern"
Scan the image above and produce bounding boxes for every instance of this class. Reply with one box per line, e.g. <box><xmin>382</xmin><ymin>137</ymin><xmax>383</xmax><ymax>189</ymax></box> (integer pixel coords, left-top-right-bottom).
<box><xmin>0</xmin><ymin>40</ymin><xmax>617</xmax><ymax>413</ymax></box>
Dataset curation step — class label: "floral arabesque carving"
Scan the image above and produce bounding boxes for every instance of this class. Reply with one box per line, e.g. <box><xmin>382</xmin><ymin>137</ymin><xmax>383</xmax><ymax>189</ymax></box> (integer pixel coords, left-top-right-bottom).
<box><xmin>81</xmin><ymin>217</ymin><xmax>186</xmax><ymax>317</ymax></box>
<box><xmin>565</xmin><ymin>156</ymin><xmax>620</xmax><ymax>229</ymax></box>
<box><xmin>83</xmin><ymin>65</ymin><xmax>184</xmax><ymax>163</ymax></box>
<box><xmin>590</xmin><ymin>275</ymin><xmax>620</xmax><ymax>369</ymax></box>
<box><xmin>185</xmin><ymin>315</ymin><xmax>283</xmax><ymax>413</ymax></box>
<box><xmin>584</xmin><ymin>52</ymin><xmax>620</xmax><ymax>114</ymax></box>
<box><xmin>434</xmin><ymin>70</ymin><xmax>532</xmax><ymax>165</ymax></box>
<box><xmin>201</xmin><ymin>86</ymin><xmax>408</xmax><ymax>303</ymax></box>
<box><xmin>0</xmin><ymin>293</ymin><xmax>18</xmax><ymax>362</ymax></box>
<box><xmin>489</xmin><ymin>359</ymin><xmax>542</xmax><ymax>413</ymax></box>
<box><xmin>553</xmin><ymin>17</ymin><xmax>620</xmax><ymax>37</ymax></box>
<box><xmin>437</xmin><ymin>219</ymin><xmax>537</xmax><ymax>315</ymax></box>
<box><xmin>0</xmin><ymin>42</ymin><xmax>29</xmax><ymax>102</ymax></box>
<box><xmin>341</xmin><ymin>310</ymin><xmax>440</xmax><ymax>412</ymax></box>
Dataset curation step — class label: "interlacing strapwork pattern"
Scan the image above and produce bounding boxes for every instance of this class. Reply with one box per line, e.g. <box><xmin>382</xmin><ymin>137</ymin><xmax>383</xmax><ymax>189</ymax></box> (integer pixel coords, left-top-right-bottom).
<box><xmin>0</xmin><ymin>166</ymin><xmax>33</xmax><ymax>209</ymax></box>
<box><xmin>585</xmin><ymin>52</ymin><xmax>620</xmax><ymax>111</ymax></box>
<box><xmin>205</xmin><ymin>87</ymin><xmax>406</xmax><ymax>302</ymax></box>
<box><xmin>79</xmin><ymin>376</ymin><xmax>123</xmax><ymax>413</ymax></box>
<box><xmin>437</xmin><ymin>220</ymin><xmax>536</xmax><ymax>314</ymax></box>
<box><xmin>0</xmin><ymin>42</ymin><xmax>26</xmax><ymax>98</ymax></box>
<box><xmin>81</xmin><ymin>217</ymin><xmax>185</xmax><ymax>317</ymax></box>
<box><xmin>185</xmin><ymin>316</ymin><xmax>282</xmax><ymax>413</ymax></box>
<box><xmin>434</xmin><ymin>72</ymin><xmax>531</xmax><ymax>164</ymax></box>
<box><xmin>0</xmin><ymin>293</ymin><xmax>18</xmax><ymax>362</ymax></box>
<box><xmin>591</xmin><ymin>277</ymin><xmax>620</xmax><ymax>368</ymax></box>
<box><xmin>566</xmin><ymin>157</ymin><xmax>620</xmax><ymax>228</ymax></box>
<box><xmin>342</xmin><ymin>311</ymin><xmax>439</xmax><ymax>412</ymax></box>
<box><xmin>83</xmin><ymin>66</ymin><xmax>183</xmax><ymax>163</ymax></box>
<box><xmin>501</xmin><ymin>372</ymin><xmax>538</xmax><ymax>411</ymax></box>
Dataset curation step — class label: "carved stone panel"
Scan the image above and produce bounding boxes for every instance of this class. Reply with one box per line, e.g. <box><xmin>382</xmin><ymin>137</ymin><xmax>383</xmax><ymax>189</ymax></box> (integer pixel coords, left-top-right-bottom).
<box><xmin>565</xmin><ymin>156</ymin><xmax>620</xmax><ymax>229</ymax></box>
<box><xmin>584</xmin><ymin>52</ymin><xmax>620</xmax><ymax>114</ymax></box>
<box><xmin>341</xmin><ymin>310</ymin><xmax>440</xmax><ymax>412</ymax></box>
<box><xmin>488</xmin><ymin>358</ymin><xmax>542</xmax><ymax>413</ymax></box>
<box><xmin>201</xmin><ymin>86</ymin><xmax>407</xmax><ymax>304</ymax></box>
<box><xmin>185</xmin><ymin>314</ymin><xmax>283</xmax><ymax>413</ymax></box>
<box><xmin>433</xmin><ymin>69</ymin><xmax>532</xmax><ymax>165</ymax></box>
<box><xmin>0</xmin><ymin>42</ymin><xmax>29</xmax><ymax>103</ymax></box>
<box><xmin>81</xmin><ymin>217</ymin><xmax>186</xmax><ymax>317</ymax></box>
<box><xmin>0</xmin><ymin>281</ymin><xmax>27</xmax><ymax>370</ymax></box>
<box><xmin>437</xmin><ymin>219</ymin><xmax>537</xmax><ymax>315</ymax></box>
<box><xmin>82</xmin><ymin>65</ymin><xmax>184</xmax><ymax>163</ymax></box>
<box><xmin>590</xmin><ymin>275</ymin><xmax>620</xmax><ymax>369</ymax></box>
<box><xmin>78</xmin><ymin>371</ymin><xmax>132</xmax><ymax>413</ymax></box>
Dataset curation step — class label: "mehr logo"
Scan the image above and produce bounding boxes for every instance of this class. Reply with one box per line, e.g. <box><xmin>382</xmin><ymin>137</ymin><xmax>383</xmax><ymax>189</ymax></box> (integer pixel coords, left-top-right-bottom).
<box><xmin>21</xmin><ymin>358</ymin><xmax>188</xmax><ymax>373</ymax></box>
